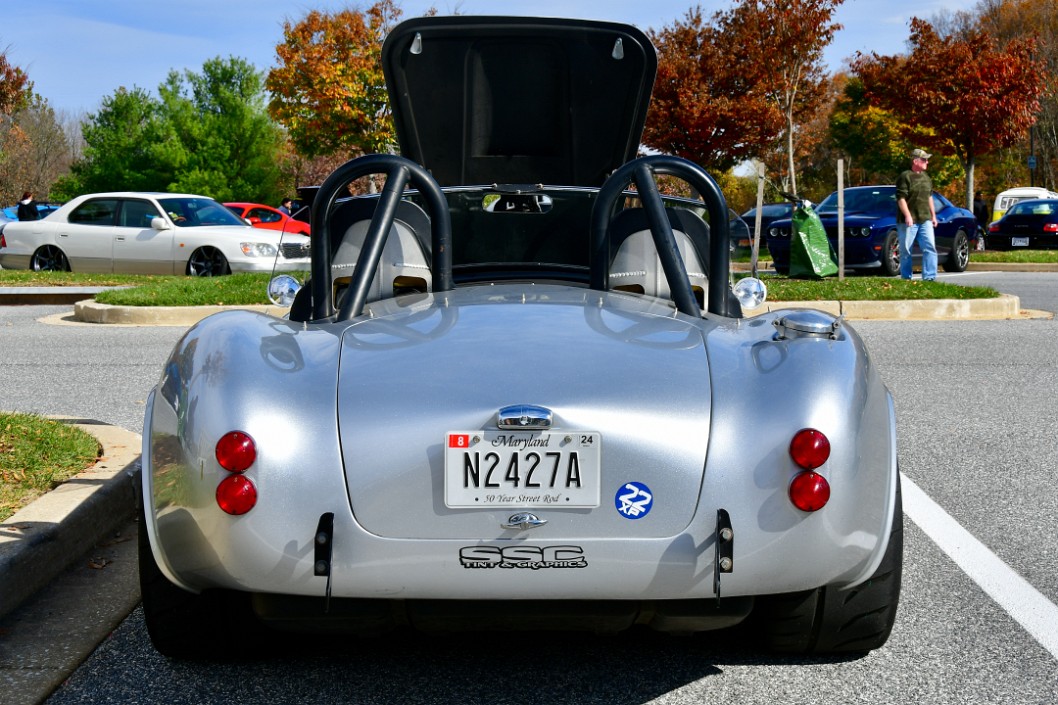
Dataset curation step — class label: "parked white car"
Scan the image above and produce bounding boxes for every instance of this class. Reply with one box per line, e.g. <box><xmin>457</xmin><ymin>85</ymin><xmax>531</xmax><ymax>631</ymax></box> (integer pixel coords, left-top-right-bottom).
<box><xmin>0</xmin><ymin>192</ymin><xmax>310</xmax><ymax>276</ymax></box>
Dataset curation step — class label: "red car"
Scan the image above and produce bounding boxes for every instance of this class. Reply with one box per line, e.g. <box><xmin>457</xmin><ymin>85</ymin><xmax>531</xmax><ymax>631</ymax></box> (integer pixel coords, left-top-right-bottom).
<box><xmin>224</xmin><ymin>202</ymin><xmax>310</xmax><ymax>236</ymax></box>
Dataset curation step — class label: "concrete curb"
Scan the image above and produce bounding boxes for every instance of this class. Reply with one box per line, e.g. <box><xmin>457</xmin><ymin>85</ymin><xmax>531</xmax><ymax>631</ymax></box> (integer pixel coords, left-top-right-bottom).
<box><xmin>741</xmin><ymin>294</ymin><xmax>1034</xmax><ymax>320</ymax></box>
<box><xmin>73</xmin><ymin>300</ymin><xmax>288</xmax><ymax>325</ymax></box>
<box><xmin>69</xmin><ymin>294</ymin><xmax>1039</xmax><ymax>324</ymax></box>
<box><xmin>966</xmin><ymin>261</ymin><xmax>1058</xmax><ymax>272</ymax></box>
<box><xmin>0</xmin><ymin>418</ymin><xmax>141</xmax><ymax>621</ymax></box>
<box><xmin>840</xmin><ymin>293</ymin><xmax>1022</xmax><ymax>320</ymax></box>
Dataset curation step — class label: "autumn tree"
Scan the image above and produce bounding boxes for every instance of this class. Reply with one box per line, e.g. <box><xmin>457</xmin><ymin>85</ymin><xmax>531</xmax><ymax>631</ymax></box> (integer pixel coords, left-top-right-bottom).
<box><xmin>645</xmin><ymin>8</ymin><xmax>782</xmax><ymax>173</ymax></box>
<box><xmin>976</xmin><ymin>0</ymin><xmax>1058</xmax><ymax>190</ymax></box>
<box><xmin>0</xmin><ymin>48</ymin><xmax>31</xmax><ymax>115</ymax></box>
<box><xmin>0</xmin><ymin>96</ymin><xmax>73</xmax><ymax>203</ymax></box>
<box><xmin>267</xmin><ymin>1</ymin><xmax>400</xmax><ymax>161</ymax></box>
<box><xmin>646</xmin><ymin>1</ymin><xmax>842</xmax><ymax>195</ymax></box>
<box><xmin>826</xmin><ymin>74</ymin><xmax>961</xmax><ymax>192</ymax></box>
<box><xmin>852</xmin><ymin>17</ymin><xmax>1046</xmax><ymax>208</ymax></box>
<box><xmin>0</xmin><ymin>47</ymin><xmax>34</xmax><ymax>202</ymax></box>
<box><xmin>723</xmin><ymin>0</ymin><xmax>843</xmax><ymax>195</ymax></box>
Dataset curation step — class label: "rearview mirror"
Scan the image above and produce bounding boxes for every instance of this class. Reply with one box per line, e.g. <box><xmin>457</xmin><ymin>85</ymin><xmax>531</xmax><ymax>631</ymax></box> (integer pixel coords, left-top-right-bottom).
<box><xmin>150</xmin><ymin>217</ymin><xmax>171</xmax><ymax>231</ymax></box>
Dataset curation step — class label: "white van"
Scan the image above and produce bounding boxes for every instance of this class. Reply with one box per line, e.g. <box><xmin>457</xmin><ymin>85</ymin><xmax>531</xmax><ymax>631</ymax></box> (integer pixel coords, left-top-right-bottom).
<box><xmin>992</xmin><ymin>186</ymin><xmax>1058</xmax><ymax>222</ymax></box>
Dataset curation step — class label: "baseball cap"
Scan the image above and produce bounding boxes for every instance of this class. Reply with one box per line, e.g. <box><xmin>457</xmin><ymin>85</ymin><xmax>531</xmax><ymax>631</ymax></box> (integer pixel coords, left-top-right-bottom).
<box><xmin>910</xmin><ymin>148</ymin><xmax>931</xmax><ymax>160</ymax></box>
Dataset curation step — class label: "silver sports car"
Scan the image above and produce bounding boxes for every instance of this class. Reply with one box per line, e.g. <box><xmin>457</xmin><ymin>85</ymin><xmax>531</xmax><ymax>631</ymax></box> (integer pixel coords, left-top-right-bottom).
<box><xmin>140</xmin><ymin>16</ymin><xmax>901</xmax><ymax>658</ymax></box>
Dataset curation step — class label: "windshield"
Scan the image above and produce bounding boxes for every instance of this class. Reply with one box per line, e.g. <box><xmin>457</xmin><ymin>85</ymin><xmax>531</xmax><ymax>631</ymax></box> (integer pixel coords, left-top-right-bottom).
<box><xmin>817</xmin><ymin>188</ymin><xmax>895</xmax><ymax>214</ymax></box>
<box><xmin>158</xmin><ymin>197</ymin><xmax>247</xmax><ymax>227</ymax></box>
<box><xmin>1009</xmin><ymin>200</ymin><xmax>1058</xmax><ymax>216</ymax></box>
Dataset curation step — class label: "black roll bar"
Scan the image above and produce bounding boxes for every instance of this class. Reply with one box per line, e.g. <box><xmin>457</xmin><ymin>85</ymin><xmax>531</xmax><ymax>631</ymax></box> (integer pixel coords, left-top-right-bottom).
<box><xmin>309</xmin><ymin>154</ymin><xmax>452</xmax><ymax>321</ymax></box>
<box><xmin>589</xmin><ymin>155</ymin><xmax>732</xmax><ymax>317</ymax></box>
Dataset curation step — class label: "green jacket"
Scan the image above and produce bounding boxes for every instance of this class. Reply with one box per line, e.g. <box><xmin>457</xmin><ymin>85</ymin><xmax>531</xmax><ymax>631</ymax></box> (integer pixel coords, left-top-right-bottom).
<box><xmin>895</xmin><ymin>170</ymin><xmax>933</xmax><ymax>223</ymax></box>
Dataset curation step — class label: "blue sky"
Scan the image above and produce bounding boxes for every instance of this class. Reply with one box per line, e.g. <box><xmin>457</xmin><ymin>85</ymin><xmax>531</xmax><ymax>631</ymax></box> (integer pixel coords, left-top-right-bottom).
<box><xmin>6</xmin><ymin>0</ymin><xmax>970</xmax><ymax>116</ymax></box>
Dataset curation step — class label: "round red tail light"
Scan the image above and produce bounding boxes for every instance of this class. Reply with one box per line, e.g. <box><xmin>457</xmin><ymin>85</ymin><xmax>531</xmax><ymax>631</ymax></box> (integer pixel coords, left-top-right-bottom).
<box><xmin>216</xmin><ymin>431</ymin><xmax>256</xmax><ymax>472</ymax></box>
<box><xmin>216</xmin><ymin>475</ymin><xmax>257</xmax><ymax>515</ymax></box>
<box><xmin>789</xmin><ymin>471</ymin><xmax>831</xmax><ymax>512</ymax></box>
<box><xmin>789</xmin><ymin>428</ymin><xmax>830</xmax><ymax>470</ymax></box>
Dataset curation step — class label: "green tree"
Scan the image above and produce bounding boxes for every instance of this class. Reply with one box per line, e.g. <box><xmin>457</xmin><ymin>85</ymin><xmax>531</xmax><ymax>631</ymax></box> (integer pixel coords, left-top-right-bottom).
<box><xmin>56</xmin><ymin>57</ymin><xmax>288</xmax><ymax>203</ymax></box>
<box><xmin>266</xmin><ymin>1</ymin><xmax>401</xmax><ymax>160</ymax></box>
<box><xmin>160</xmin><ymin>56</ymin><xmax>286</xmax><ymax>203</ymax></box>
<box><xmin>51</xmin><ymin>87</ymin><xmax>175</xmax><ymax>199</ymax></box>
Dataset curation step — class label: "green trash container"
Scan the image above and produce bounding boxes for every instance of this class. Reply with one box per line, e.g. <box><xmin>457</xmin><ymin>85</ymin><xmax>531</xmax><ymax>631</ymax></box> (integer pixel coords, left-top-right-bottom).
<box><xmin>788</xmin><ymin>202</ymin><xmax>838</xmax><ymax>279</ymax></box>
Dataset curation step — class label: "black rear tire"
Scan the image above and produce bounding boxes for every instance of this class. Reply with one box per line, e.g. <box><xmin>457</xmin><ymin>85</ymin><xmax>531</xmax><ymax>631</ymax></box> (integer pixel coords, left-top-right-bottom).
<box><xmin>756</xmin><ymin>478</ymin><xmax>903</xmax><ymax>653</ymax></box>
<box><xmin>139</xmin><ymin>507</ymin><xmax>264</xmax><ymax>658</ymax></box>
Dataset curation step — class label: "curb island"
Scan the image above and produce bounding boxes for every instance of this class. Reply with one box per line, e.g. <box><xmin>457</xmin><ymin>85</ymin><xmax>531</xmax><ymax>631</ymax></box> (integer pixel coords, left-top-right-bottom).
<box><xmin>68</xmin><ymin>293</ymin><xmax>1041</xmax><ymax>325</ymax></box>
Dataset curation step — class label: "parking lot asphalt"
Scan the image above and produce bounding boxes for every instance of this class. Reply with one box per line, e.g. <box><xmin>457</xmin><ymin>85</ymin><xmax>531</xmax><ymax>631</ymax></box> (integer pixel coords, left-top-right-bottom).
<box><xmin>0</xmin><ymin>265</ymin><xmax>1054</xmax><ymax>703</ymax></box>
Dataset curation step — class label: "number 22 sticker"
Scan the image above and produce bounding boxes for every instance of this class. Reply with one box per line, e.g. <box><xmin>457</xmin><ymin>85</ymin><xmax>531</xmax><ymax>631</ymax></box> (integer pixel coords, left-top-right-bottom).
<box><xmin>615</xmin><ymin>481</ymin><xmax>653</xmax><ymax>519</ymax></box>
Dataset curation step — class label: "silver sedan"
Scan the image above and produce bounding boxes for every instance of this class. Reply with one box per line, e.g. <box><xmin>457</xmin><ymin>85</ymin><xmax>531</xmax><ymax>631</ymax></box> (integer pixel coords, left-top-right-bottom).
<box><xmin>0</xmin><ymin>191</ymin><xmax>310</xmax><ymax>276</ymax></box>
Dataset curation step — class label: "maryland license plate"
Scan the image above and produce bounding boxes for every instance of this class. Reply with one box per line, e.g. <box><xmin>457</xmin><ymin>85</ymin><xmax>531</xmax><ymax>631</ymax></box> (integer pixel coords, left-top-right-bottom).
<box><xmin>444</xmin><ymin>431</ymin><xmax>601</xmax><ymax>508</ymax></box>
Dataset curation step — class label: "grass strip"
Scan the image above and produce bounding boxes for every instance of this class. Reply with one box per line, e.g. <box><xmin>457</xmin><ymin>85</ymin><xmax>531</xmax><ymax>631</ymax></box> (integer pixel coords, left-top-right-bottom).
<box><xmin>972</xmin><ymin>250</ymin><xmax>1058</xmax><ymax>263</ymax></box>
<box><xmin>95</xmin><ymin>273</ymin><xmax>275</xmax><ymax>306</ymax></box>
<box><xmin>0</xmin><ymin>413</ymin><xmax>101</xmax><ymax>522</ymax></box>
<box><xmin>0</xmin><ymin>270</ymin><xmax>171</xmax><ymax>287</ymax></box>
<box><xmin>759</xmin><ymin>275</ymin><xmax>999</xmax><ymax>301</ymax></box>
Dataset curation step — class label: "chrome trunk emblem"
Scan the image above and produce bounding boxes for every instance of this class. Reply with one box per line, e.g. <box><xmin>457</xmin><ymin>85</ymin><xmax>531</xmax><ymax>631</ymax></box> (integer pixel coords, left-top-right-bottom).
<box><xmin>502</xmin><ymin>512</ymin><xmax>548</xmax><ymax>530</ymax></box>
<box><xmin>497</xmin><ymin>404</ymin><xmax>552</xmax><ymax>430</ymax></box>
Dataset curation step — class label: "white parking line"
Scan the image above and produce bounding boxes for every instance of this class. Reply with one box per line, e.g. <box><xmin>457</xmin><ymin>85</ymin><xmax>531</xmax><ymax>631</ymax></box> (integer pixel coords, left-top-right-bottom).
<box><xmin>901</xmin><ymin>473</ymin><xmax>1058</xmax><ymax>660</ymax></box>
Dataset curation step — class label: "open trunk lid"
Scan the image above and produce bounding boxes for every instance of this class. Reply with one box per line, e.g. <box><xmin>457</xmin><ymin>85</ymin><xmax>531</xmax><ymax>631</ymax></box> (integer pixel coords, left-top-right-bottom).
<box><xmin>381</xmin><ymin>16</ymin><xmax>657</xmax><ymax>187</ymax></box>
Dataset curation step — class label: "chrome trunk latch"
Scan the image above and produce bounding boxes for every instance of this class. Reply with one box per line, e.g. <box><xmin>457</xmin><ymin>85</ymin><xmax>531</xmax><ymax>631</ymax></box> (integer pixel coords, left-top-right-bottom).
<box><xmin>503</xmin><ymin>512</ymin><xmax>548</xmax><ymax>530</ymax></box>
<box><xmin>497</xmin><ymin>404</ymin><xmax>553</xmax><ymax>430</ymax></box>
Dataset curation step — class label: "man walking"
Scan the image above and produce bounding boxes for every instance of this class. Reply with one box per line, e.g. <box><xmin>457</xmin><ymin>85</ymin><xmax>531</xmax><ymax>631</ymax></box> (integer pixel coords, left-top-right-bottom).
<box><xmin>895</xmin><ymin>148</ymin><xmax>938</xmax><ymax>280</ymax></box>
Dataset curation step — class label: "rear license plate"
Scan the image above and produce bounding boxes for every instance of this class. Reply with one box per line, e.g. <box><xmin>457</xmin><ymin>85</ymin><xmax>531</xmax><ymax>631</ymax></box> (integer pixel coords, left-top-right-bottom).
<box><xmin>445</xmin><ymin>431</ymin><xmax>601</xmax><ymax>508</ymax></box>
<box><xmin>1012</xmin><ymin>237</ymin><xmax>1030</xmax><ymax>246</ymax></box>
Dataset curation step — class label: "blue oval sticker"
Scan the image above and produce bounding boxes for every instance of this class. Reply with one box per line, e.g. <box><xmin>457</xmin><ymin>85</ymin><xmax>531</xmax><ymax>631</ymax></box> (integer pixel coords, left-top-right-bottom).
<box><xmin>615</xmin><ymin>481</ymin><xmax>653</xmax><ymax>519</ymax></box>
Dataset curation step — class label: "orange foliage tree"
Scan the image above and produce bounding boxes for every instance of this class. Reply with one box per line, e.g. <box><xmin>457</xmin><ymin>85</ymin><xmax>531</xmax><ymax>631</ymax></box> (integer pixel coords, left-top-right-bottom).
<box><xmin>852</xmin><ymin>17</ymin><xmax>1046</xmax><ymax>208</ymax></box>
<box><xmin>645</xmin><ymin>0</ymin><xmax>842</xmax><ymax>195</ymax></box>
<box><xmin>0</xmin><ymin>49</ymin><xmax>31</xmax><ymax>116</ymax></box>
<box><xmin>977</xmin><ymin>0</ymin><xmax>1058</xmax><ymax>190</ymax></box>
<box><xmin>645</xmin><ymin>8</ymin><xmax>782</xmax><ymax>174</ymax></box>
<box><xmin>267</xmin><ymin>1</ymin><xmax>401</xmax><ymax>160</ymax></box>
<box><xmin>0</xmin><ymin>49</ymin><xmax>34</xmax><ymax>203</ymax></box>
